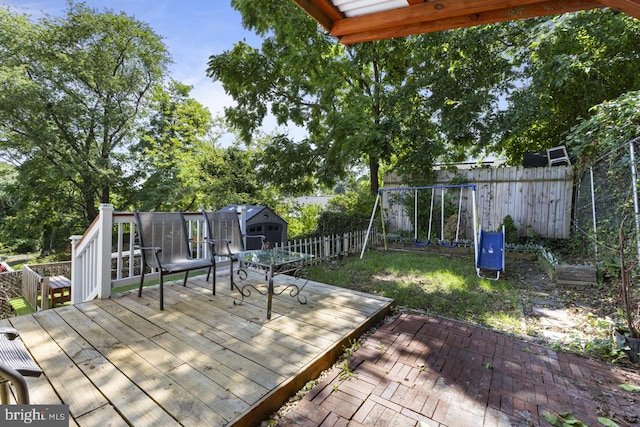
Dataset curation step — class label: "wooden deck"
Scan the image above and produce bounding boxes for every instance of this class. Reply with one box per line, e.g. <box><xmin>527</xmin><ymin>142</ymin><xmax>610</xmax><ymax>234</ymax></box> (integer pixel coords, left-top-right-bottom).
<box><xmin>0</xmin><ymin>271</ymin><xmax>393</xmax><ymax>426</ymax></box>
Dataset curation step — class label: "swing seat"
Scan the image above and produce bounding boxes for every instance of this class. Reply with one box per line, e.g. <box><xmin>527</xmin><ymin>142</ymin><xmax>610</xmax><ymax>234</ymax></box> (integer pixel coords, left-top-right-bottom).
<box><xmin>414</xmin><ymin>239</ymin><xmax>431</xmax><ymax>247</ymax></box>
<box><xmin>476</xmin><ymin>227</ymin><xmax>505</xmax><ymax>280</ymax></box>
<box><xmin>439</xmin><ymin>240</ymin><xmax>459</xmax><ymax>248</ymax></box>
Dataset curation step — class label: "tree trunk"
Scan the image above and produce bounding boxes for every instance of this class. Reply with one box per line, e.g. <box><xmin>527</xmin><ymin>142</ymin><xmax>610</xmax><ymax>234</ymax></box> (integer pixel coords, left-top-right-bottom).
<box><xmin>86</xmin><ymin>198</ymin><xmax>98</xmax><ymax>221</ymax></box>
<box><xmin>101</xmin><ymin>185</ymin><xmax>110</xmax><ymax>206</ymax></box>
<box><xmin>369</xmin><ymin>155</ymin><xmax>379</xmax><ymax>196</ymax></box>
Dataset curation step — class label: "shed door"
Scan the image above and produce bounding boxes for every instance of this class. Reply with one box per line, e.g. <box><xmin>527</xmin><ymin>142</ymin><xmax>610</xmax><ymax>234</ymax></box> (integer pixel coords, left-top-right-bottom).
<box><xmin>247</xmin><ymin>222</ymin><xmax>283</xmax><ymax>249</ymax></box>
<box><xmin>264</xmin><ymin>222</ymin><xmax>283</xmax><ymax>245</ymax></box>
<box><xmin>247</xmin><ymin>222</ymin><xmax>282</xmax><ymax>250</ymax></box>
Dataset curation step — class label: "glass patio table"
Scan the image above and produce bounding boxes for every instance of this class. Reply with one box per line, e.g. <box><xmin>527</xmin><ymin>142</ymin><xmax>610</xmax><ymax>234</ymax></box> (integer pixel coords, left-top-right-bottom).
<box><xmin>233</xmin><ymin>249</ymin><xmax>313</xmax><ymax>320</ymax></box>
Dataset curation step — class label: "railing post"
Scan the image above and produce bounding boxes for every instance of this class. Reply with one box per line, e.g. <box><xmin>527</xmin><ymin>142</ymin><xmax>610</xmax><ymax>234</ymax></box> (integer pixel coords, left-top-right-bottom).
<box><xmin>69</xmin><ymin>235</ymin><xmax>82</xmax><ymax>305</ymax></box>
<box><xmin>41</xmin><ymin>277</ymin><xmax>50</xmax><ymax>310</ymax></box>
<box><xmin>97</xmin><ymin>204</ymin><xmax>114</xmax><ymax>298</ymax></box>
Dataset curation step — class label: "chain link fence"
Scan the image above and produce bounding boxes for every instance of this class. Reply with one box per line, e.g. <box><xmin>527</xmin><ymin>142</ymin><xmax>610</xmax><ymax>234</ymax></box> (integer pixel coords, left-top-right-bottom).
<box><xmin>573</xmin><ymin>137</ymin><xmax>640</xmax><ymax>268</ymax></box>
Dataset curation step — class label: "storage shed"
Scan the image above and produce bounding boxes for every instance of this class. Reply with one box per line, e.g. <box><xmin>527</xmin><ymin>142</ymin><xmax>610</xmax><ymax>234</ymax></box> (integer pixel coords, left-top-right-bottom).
<box><xmin>217</xmin><ymin>205</ymin><xmax>288</xmax><ymax>250</ymax></box>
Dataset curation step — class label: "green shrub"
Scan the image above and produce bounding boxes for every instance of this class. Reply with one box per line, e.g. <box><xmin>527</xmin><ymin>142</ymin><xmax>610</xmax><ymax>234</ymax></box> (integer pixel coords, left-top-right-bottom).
<box><xmin>500</xmin><ymin>215</ymin><xmax>519</xmax><ymax>244</ymax></box>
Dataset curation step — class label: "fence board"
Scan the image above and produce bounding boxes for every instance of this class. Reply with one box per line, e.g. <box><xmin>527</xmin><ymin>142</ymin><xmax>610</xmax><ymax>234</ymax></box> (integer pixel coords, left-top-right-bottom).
<box><xmin>384</xmin><ymin>165</ymin><xmax>573</xmax><ymax>239</ymax></box>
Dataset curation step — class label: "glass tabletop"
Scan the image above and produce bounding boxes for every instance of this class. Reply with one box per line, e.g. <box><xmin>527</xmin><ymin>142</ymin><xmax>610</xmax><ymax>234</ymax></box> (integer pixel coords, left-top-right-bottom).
<box><xmin>236</xmin><ymin>249</ymin><xmax>312</xmax><ymax>267</ymax></box>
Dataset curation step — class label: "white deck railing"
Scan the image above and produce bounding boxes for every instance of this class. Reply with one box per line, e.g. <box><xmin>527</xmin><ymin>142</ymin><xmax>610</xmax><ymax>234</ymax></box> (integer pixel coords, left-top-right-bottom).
<box><xmin>69</xmin><ymin>205</ymin><xmax>210</xmax><ymax>303</ymax></box>
<box><xmin>69</xmin><ymin>204</ymin><xmax>380</xmax><ymax>305</ymax></box>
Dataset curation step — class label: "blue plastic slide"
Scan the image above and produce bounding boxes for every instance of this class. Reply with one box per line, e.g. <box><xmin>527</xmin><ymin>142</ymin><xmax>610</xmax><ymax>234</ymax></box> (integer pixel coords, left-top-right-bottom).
<box><xmin>476</xmin><ymin>226</ymin><xmax>505</xmax><ymax>280</ymax></box>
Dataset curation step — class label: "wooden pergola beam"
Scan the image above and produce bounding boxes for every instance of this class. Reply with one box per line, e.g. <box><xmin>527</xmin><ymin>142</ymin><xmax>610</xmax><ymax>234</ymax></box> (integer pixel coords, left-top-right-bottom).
<box><xmin>290</xmin><ymin>0</ymin><xmax>339</xmax><ymax>31</ymax></box>
<box><xmin>596</xmin><ymin>0</ymin><xmax>640</xmax><ymax>16</ymax></box>
<box><xmin>332</xmin><ymin>0</ymin><xmax>565</xmax><ymax>37</ymax></box>
<box><xmin>291</xmin><ymin>0</ymin><xmax>640</xmax><ymax>45</ymax></box>
<box><xmin>340</xmin><ymin>0</ymin><xmax>603</xmax><ymax>44</ymax></box>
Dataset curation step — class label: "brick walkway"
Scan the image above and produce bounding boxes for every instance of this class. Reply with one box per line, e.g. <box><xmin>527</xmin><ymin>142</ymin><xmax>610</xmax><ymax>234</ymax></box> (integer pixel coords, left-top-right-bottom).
<box><xmin>278</xmin><ymin>313</ymin><xmax>640</xmax><ymax>426</ymax></box>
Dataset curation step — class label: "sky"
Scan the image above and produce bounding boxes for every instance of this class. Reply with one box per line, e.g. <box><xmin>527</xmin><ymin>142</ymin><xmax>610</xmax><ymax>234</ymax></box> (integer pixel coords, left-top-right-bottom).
<box><xmin>2</xmin><ymin>0</ymin><xmax>295</xmax><ymax>145</ymax></box>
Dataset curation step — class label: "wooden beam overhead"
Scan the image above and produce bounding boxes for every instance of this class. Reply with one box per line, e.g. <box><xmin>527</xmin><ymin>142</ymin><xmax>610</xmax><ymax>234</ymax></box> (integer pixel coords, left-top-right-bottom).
<box><xmin>596</xmin><ymin>0</ymin><xmax>640</xmax><ymax>16</ymax></box>
<box><xmin>340</xmin><ymin>0</ymin><xmax>603</xmax><ymax>44</ymax></box>
<box><xmin>290</xmin><ymin>0</ymin><xmax>339</xmax><ymax>32</ymax></box>
<box><xmin>291</xmin><ymin>0</ymin><xmax>640</xmax><ymax>44</ymax></box>
<box><xmin>332</xmin><ymin>0</ymin><xmax>551</xmax><ymax>37</ymax></box>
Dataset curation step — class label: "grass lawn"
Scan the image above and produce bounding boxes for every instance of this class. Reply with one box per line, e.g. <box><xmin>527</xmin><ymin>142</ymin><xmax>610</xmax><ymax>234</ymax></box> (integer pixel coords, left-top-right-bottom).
<box><xmin>306</xmin><ymin>249</ymin><xmax>524</xmax><ymax>336</ymax></box>
<box><xmin>8</xmin><ymin>297</ymin><xmax>34</xmax><ymax>315</ymax></box>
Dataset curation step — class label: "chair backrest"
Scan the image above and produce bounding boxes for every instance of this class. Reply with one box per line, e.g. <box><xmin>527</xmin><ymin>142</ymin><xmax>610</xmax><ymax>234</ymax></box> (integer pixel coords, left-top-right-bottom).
<box><xmin>203</xmin><ymin>211</ymin><xmax>244</xmax><ymax>253</ymax></box>
<box><xmin>134</xmin><ymin>212</ymin><xmax>193</xmax><ymax>269</ymax></box>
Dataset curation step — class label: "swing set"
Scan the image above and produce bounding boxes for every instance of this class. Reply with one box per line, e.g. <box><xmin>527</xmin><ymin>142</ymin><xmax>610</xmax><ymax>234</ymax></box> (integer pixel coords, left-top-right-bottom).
<box><xmin>360</xmin><ymin>184</ymin><xmax>505</xmax><ymax>280</ymax></box>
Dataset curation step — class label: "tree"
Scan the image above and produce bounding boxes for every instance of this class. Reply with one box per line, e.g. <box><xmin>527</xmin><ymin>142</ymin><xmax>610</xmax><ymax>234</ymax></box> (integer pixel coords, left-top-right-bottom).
<box><xmin>498</xmin><ymin>10</ymin><xmax>640</xmax><ymax>163</ymax></box>
<box><xmin>131</xmin><ymin>80</ymin><xmax>274</xmax><ymax>212</ymax></box>
<box><xmin>208</xmin><ymin>0</ymin><xmax>518</xmax><ymax>195</ymax></box>
<box><xmin>0</xmin><ymin>3</ymin><xmax>169</xmax><ymax>251</ymax></box>
<box><xmin>131</xmin><ymin>80</ymin><xmax>218</xmax><ymax>211</ymax></box>
<box><xmin>568</xmin><ymin>91</ymin><xmax>640</xmax><ymax>162</ymax></box>
<box><xmin>0</xmin><ymin>4</ymin><xmax>169</xmax><ymax>217</ymax></box>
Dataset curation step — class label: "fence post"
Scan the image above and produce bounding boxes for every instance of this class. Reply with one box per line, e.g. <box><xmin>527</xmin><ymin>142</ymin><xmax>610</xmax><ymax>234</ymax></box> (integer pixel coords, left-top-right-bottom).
<box><xmin>629</xmin><ymin>140</ymin><xmax>640</xmax><ymax>264</ymax></box>
<box><xmin>97</xmin><ymin>204</ymin><xmax>114</xmax><ymax>299</ymax></box>
<box><xmin>343</xmin><ymin>233</ymin><xmax>349</xmax><ymax>256</ymax></box>
<box><xmin>589</xmin><ymin>167</ymin><xmax>598</xmax><ymax>260</ymax></box>
<box><xmin>41</xmin><ymin>276</ymin><xmax>50</xmax><ymax>310</ymax></box>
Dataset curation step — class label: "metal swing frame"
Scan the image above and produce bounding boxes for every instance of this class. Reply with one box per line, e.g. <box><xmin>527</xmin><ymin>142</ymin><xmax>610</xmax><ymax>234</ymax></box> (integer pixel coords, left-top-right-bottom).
<box><xmin>361</xmin><ymin>184</ymin><xmax>478</xmax><ymax>264</ymax></box>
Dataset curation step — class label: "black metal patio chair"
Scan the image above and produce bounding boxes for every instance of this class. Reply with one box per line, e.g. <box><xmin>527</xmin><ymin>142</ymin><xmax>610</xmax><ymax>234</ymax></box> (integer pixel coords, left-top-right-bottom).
<box><xmin>134</xmin><ymin>211</ymin><xmax>215</xmax><ymax>310</ymax></box>
<box><xmin>0</xmin><ymin>327</ymin><xmax>42</xmax><ymax>404</ymax></box>
<box><xmin>202</xmin><ymin>211</ymin><xmax>265</xmax><ymax>289</ymax></box>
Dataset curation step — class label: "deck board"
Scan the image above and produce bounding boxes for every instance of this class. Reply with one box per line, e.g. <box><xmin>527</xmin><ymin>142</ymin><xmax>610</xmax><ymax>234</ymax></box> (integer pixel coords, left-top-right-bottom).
<box><xmin>0</xmin><ymin>271</ymin><xmax>392</xmax><ymax>426</ymax></box>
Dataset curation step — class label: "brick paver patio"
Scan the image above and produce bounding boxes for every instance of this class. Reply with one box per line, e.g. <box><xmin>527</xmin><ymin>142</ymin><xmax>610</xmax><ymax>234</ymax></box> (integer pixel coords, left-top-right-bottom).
<box><xmin>279</xmin><ymin>313</ymin><xmax>640</xmax><ymax>426</ymax></box>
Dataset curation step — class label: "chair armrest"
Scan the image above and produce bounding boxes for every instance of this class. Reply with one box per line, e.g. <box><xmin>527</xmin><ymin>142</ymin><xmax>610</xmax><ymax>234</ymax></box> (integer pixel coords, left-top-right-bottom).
<box><xmin>0</xmin><ymin>362</ymin><xmax>30</xmax><ymax>404</ymax></box>
<box><xmin>205</xmin><ymin>238</ymin><xmax>233</xmax><ymax>256</ymax></box>
<box><xmin>0</xmin><ymin>328</ymin><xmax>18</xmax><ymax>340</ymax></box>
<box><xmin>0</xmin><ymin>331</ymin><xmax>43</xmax><ymax>378</ymax></box>
<box><xmin>134</xmin><ymin>244</ymin><xmax>162</xmax><ymax>253</ymax></box>
<box><xmin>134</xmin><ymin>244</ymin><xmax>164</xmax><ymax>270</ymax></box>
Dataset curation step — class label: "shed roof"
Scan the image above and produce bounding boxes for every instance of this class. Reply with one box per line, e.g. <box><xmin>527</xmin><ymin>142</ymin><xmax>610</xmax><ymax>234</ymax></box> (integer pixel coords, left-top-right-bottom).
<box><xmin>291</xmin><ymin>0</ymin><xmax>640</xmax><ymax>44</ymax></box>
<box><xmin>218</xmin><ymin>205</ymin><xmax>287</xmax><ymax>223</ymax></box>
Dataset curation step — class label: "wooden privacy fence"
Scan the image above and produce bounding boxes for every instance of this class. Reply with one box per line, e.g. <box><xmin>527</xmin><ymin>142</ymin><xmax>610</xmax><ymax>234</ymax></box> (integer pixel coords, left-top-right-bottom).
<box><xmin>385</xmin><ymin>165</ymin><xmax>574</xmax><ymax>239</ymax></box>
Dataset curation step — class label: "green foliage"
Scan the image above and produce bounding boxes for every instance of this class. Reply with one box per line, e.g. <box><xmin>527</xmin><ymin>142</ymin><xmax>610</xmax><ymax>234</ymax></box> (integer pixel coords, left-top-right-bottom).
<box><xmin>282</xmin><ymin>203</ymin><xmax>322</xmax><ymax>238</ymax></box>
<box><xmin>0</xmin><ymin>5</ymin><xmax>269</xmax><ymax>251</ymax></box>
<box><xmin>567</xmin><ymin>91</ymin><xmax>640</xmax><ymax>168</ymax></box>
<box><xmin>326</xmin><ymin>188</ymin><xmax>375</xmax><ymax>218</ymax></box>
<box><xmin>566</xmin><ymin>90</ymin><xmax>640</xmax><ymax>340</ymax></box>
<box><xmin>567</xmin><ymin>91</ymin><xmax>640</xmax><ymax>267</ymax></box>
<box><xmin>500</xmin><ymin>215</ymin><xmax>519</xmax><ymax>244</ymax></box>
<box><xmin>620</xmin><ymin>383</ymin><xmax>640</xmax><ymax>392</ymax></box>
<box><xmin>541</xmin><ymin>412</ymin><xmax>588</xmax><ymax>427</ymax></box>
<box><xmin>0</xmin><ymin>3</ymin><xmax>170</xmax><ymax>252</ymax></box>
<box><xmin>129</xmin><ymin>81</ymin><xmax>265</xmax><ymax>211</ymax></box>
<box><xmin>499</xmin><ymin>10</ymin><xmax>640</xmax><ymax>163</ymax></box>
<box><xmin>316</xmin><ymin>211</ymin><xmax>370</xmax><ymax>236</ymax></box>
<box><xmin>314</xmin><ymin>189</ymin><xmax>375</xmax><ymax>235</ymax></box>
<box><xmin>131</xmin><ymin>80</ymin><xmax>214</xmax><ymax>210</ymax></box>
<box><xmin>209</xmin><ymin>2</ymin><xmax>521</xmax><ymax>194</ymax></box>
<box><xmin>252</xmin><ymin>134</ymin><xmax>319</xmax><ymax>196</ymax></box>
<box><xmin>598</xmin><ymin>417</ymin><xmax>622</xmax><ymax>427</ymax></box>
<box><xmin>337</xmin><ymin>361</ymin><xmax>354</xmax><ymax>381</ymax></box>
